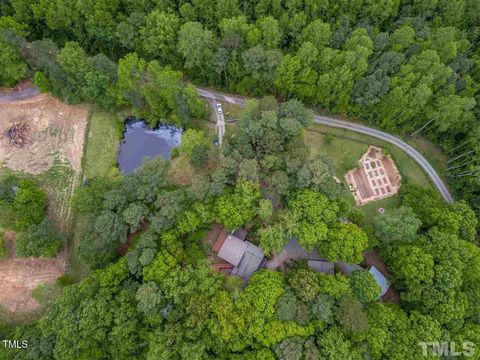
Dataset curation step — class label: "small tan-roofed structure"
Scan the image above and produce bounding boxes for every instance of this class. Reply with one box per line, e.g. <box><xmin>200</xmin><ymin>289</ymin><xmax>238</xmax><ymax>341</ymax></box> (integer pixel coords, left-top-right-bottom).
<box><xmin>217</xmin><ymin>234</ymin><xmax>248</xmax><ymax>266</ymax></box>
<box><xmin>345</xmin><ymin>146</ymin><xmax>401</xmax><ymax>205</ymax></box>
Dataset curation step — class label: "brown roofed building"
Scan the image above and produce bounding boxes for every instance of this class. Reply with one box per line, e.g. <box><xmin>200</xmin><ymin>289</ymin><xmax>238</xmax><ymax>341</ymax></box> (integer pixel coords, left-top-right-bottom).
<box><xmin>217</xmin><ymin>234</ymin><xmax>248</xmax><ymax>267</ymax></box>
<box><xmin>213</xmin><ymin>230</ymin><xmax>265</xmax><ymax>281</ymax></box>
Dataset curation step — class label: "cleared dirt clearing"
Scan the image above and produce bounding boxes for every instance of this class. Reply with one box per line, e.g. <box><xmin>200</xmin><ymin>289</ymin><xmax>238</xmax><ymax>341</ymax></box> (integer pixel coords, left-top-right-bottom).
<box><xmin>0</xmin><ymin>92</ymin><xmax>88</xmax><ymax>315</ymax></box>
<box><xmin>0</xmin><ymin>93</ymin><xmax>88</xmax><ymax>174</ymax></box>
<box><xmin>0</xmin><ymin>247</ymin><xmax>66</xmax><ymax>312</ymax></box>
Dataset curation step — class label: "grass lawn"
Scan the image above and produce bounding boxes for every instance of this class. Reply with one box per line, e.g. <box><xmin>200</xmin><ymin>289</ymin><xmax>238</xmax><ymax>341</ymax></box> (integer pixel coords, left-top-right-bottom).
<box><xmin>221</xmin><ymin>102</ymin><xmax>243</xmax><ymax>121</ymax></box>
<box><xmin>305</xmin><ymin>124</ymin><xmax>439</xmax><ymax>223</ymax></box>
<box><xmin>83</xmin><ymin>109</ymin><xmax>122</xmax><ymax>179</ymax></box>
<box><xmin>406</xmin><ymin>136</ymin><xmax>449</xmax><ymax>184</ymax></box>
<box><xmin>169</xmin><ymin>153</ymin><xmax>219</xmax><ymax>185</ymax></box>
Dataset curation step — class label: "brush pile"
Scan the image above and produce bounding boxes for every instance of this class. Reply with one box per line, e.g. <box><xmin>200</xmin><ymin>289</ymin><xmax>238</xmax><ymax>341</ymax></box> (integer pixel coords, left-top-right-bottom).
<box><xmin>4</xmin><ymin>122</ymin><xmax>29</xmax><ymax>148</ymax></box>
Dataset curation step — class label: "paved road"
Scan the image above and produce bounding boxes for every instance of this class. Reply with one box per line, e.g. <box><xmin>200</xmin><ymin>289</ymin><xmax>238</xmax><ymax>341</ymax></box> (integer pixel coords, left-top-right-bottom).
<box><xmin>0</xmin><ymin>85</ymin><xmax>453</xmax><ymax>202</ymax></box>
<box><xmin>264</xmin><ymin>239</ymin><xmax>324</xmax><ymax>270</ymax></box>
<box><xmin>0</xmin><ymin>87</ymin><xmax>39</xmax><ymax>103</ymax></box>
<box><xmin>198</xmin><ymin>87</ymin><xmax>454</xmax><ymax>203</ymax></box>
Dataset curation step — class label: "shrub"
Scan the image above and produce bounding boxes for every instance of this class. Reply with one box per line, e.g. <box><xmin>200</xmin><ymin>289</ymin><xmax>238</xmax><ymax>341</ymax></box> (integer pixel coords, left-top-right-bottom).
<box><xmin>15</xmin><ymin>219</ymin><xmax>63</xmax><ymax>258</ymax></box>
<box><xmin>0</xmin><ymin>231</ymin><xmax>6</xmax><ymax>259</ymax></box>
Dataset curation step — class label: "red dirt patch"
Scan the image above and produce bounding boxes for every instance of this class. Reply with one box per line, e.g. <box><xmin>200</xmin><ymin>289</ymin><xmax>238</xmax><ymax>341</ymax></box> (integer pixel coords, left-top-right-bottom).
<box><xmin>0</xmin><ymin>93</ymin><xmax>89</xmax><ymax>174</ymax></box>
<box><xmin>0</xmin><ymin>255</ymin><xmax>66</xmax><ymax>312</ymax></box>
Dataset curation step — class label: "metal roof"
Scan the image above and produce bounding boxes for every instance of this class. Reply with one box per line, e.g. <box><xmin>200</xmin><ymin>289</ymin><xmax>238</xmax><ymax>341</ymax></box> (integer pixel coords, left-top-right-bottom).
<box><xmin>232</xmin><ymin>229</ymin><xmax>248</xmax><ymax>241</ymax></box>
<box><xmin>369</xmin><ymin>265</ymin><xmax>390</xmax><ymax>298</ymax></box>
<box><xmin>231</xmin><ymin>241</ymin><xmax>264</xmax><ymax>280</ymax></box>
<box><xmin>217</xmin><ymin>235</ymin><xmax>248</xmax><ymax>266</ymax></box>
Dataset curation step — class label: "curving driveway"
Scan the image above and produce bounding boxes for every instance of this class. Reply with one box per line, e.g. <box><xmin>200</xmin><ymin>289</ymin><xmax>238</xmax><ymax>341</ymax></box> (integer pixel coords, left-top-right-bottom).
<box><xmin>1</xmin><ymin>85</ymin><xmax>453</xmax><ymax>202</ymax></box>
<box><xmin>198</xmin><ymin>87</ymin><xmax>453</xmax><ymax>203</ymax></box>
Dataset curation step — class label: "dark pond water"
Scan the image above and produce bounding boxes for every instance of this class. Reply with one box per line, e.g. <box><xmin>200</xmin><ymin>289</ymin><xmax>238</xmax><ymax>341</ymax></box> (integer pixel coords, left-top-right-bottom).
<box><xmin>118</xmin><ymin>120</ymin><xmax>182</xmax><ymax>174</ymax></box>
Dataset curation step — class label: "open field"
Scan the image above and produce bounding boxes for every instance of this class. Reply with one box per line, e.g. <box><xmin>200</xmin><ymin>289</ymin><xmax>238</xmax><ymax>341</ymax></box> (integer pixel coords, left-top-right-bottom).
<box><xmin>0</xmin><ymin>94</ymin><xmax>88</xmax><ymax>174</ymax></box>
<box><xmin>221</xmin><ymin>102</ymin><xmax>243</xmax><ymax>121</ymax></box>
<box><xmin>305</xmin><ymin>124</ymin><xmax>437</xmax><ymax>223</ymax></box>
<box><xmin>0</xmin><ymin>230</ymin><xmax>66</xmax><ymax>318</ymax></box>
<box><xmin>0</xmin><ymin>256</ymin><xmax>66</xmax><ymax>313</ymax></box>
<box><xmin>83</xmin><ymin>109</ymin><xmax>122</xmax><ymax>179</ymax></box>
<box><xmin>68</xmin><ymin>109</ymin><xmax>123</xmax><ymax>281</ymax></box>
<box><xmin>306</xmin><ymin>124</ymin><xmax>433</xmax><ymax>189</ymax></box>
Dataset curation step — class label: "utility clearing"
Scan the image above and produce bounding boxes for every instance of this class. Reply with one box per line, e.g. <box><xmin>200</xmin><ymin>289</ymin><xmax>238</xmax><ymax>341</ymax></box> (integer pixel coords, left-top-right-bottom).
<box><xmin>0</xmin><ymin>91</ymin><xmax>89</xmax><ymax>315</ymax></box>
<box><xmin>0</xmin><ymin>232</ymin><xmax>66</xmax><ymax>313</ymax></box>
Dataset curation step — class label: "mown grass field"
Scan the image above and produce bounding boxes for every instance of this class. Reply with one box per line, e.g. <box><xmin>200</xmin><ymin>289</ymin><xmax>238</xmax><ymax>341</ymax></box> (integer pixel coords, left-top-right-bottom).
<box><xmin>305</xmin><ymin>124</ymin><xmax>440</xmax><ymax>223</ymax></box>
<box><xmin>83</xmin><ymin>109</ymin><xmax>123</xmax><ymax>179</ymax></box>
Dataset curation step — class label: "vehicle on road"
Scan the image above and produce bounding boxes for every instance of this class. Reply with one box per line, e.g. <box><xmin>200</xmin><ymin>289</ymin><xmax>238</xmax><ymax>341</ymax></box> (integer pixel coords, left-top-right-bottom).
<box><xmin>216</xmin><ymin>103</ymin><xmax>223</xmax><ymax>113</ymax></box>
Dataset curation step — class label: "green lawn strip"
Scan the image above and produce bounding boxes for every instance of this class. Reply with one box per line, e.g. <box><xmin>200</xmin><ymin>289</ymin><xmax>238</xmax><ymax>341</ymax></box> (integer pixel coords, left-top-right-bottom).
<box><xmin>221</xmin><ymin>102</ymin><xmax>243</xmax><ymax>121</ymax></box>
<box><xmin>83</xmin><ymin>108</ymin><xmax>123</xmax><ymax>179</ymax></box>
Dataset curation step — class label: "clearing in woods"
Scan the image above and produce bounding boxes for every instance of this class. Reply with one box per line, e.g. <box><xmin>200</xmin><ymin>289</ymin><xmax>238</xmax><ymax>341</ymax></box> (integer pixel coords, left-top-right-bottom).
<box><xmin>0</xmin><ymin>91</ymin><xmax>89</xmax><ymax>316</ymax></box>
<box><xmin>0</xmin><ymin>232</ymin><xmax>66</xmax><ymax>317</ymax></box>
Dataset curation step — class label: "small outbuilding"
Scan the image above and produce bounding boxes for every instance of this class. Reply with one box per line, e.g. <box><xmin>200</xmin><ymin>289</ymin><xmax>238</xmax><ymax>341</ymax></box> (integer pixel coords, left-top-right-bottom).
<box><xmin>369</xmin><ymin>265</ymin><xmax>390</xmax><ymax>298</ymax></box>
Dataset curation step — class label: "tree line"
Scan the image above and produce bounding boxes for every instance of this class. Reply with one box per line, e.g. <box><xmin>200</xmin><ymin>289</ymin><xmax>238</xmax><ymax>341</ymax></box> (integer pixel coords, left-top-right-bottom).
<box><xmin>1</xmin><ymin>0</ymin><xmax>480</xmax><ymax>215</ymax></box>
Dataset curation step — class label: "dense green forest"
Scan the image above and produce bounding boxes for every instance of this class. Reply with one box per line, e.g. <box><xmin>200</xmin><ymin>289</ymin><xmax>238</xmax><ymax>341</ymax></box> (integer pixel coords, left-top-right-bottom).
<box><xmin>1</xmin><ymin>0</ymin><xmax>480</xmax><ymax>215</ymax></box>
<box><xmin>1</xmin><ymin>95</ymin><xmax>480</xmax><ymax>359</ymax></box>
<box><xmin>1</xmin><ymin>0</ymin><xmax>480</xmax><ymax>359</ymax></box>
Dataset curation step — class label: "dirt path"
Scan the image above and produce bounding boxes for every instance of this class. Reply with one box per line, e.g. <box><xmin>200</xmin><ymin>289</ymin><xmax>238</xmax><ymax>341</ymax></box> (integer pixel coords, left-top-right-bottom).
<box><xmin>0</xmin><ymin>88</ymin><xmax>39</xmax><ymax>103</ymax></box>
<box><xmin>0</xmin><ymin>82</ymin><xmax>39</xmax><ymax>103</ymax></box>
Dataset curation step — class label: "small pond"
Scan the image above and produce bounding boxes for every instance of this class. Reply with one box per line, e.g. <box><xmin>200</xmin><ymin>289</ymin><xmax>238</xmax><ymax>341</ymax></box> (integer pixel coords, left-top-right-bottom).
<box><xmin>118</xmin><ymin>119</ymin><xmax>182</xmax><ymax>174</ymax></box>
